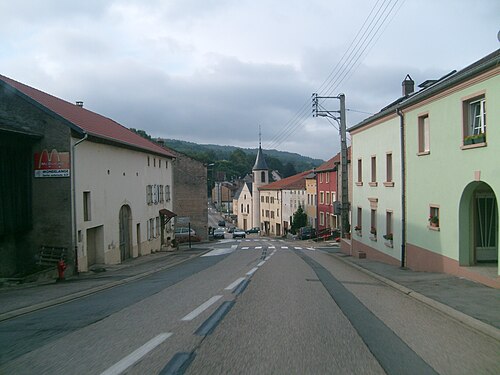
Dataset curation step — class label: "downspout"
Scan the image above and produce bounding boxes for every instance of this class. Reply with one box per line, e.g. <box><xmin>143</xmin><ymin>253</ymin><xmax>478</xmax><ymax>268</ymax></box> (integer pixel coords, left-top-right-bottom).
<box><xmin>72</xmin><ymin>132</ymin><xmax>88</xmax><ymax>275</ymax></box>
<box><xmin>396</xmin><ymin>108</ymin><xmax>406</xmax><ymax>268</ymax></box>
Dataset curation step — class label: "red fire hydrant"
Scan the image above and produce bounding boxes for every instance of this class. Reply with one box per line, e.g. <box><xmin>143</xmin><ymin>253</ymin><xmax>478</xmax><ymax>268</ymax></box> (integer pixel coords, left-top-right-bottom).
<box><xmin>57</xmin><ymin>260</ymin><xmax>67</xmax><ymax>282</ymax></box>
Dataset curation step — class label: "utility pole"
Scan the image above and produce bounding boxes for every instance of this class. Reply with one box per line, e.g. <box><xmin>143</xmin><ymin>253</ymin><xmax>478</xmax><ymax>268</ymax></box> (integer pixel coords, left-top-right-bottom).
<box><xmin>312</xmin><ymin>93</ymin><xmax>350</xmax><ymax>238</ymax></box>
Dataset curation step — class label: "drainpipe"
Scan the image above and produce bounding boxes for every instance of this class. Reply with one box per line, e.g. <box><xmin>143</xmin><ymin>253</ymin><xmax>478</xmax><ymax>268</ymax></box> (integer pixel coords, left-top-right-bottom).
<box><xmin>72</xmin><ymin>132</ymin><xmax>88</xmax><ymax>275</ymax></box>
<box><xmin>397</xmin><ymin>108</ymin><xmax>406</xmax><ymax>268</ymax></box>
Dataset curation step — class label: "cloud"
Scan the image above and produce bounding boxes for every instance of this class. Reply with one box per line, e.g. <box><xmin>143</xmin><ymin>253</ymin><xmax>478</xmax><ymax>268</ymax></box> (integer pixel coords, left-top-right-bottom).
<box><xmin>1</xmin><ymin>0</ymin><xmax>498</xmax><ymax>161</ymax></box>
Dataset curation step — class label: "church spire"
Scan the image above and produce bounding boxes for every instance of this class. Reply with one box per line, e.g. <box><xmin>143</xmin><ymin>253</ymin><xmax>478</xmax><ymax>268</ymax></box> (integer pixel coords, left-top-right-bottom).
<box><xmin>253</xmin><ymin>127</ymin><xmax>268</xmax><ymax>171</ymax></box>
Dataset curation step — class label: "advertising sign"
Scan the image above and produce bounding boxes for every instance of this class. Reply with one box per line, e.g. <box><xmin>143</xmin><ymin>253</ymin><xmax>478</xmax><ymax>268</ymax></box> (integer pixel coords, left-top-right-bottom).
<box><xmin>34</xmin><ymin>149</ymin><xmax>71</xmax><ymax>177</ymax></box>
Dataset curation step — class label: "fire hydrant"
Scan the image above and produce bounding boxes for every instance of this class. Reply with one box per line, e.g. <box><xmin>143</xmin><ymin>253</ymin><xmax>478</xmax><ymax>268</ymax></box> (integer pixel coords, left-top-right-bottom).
<box><xmin>57</xmin><ymin>259</ymin><xmax>67</xmax><ymax>282</ymax></box>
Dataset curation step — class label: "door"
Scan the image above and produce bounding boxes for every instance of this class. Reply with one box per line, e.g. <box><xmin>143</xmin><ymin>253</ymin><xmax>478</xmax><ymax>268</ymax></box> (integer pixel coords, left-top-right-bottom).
<box><xmin>119</xmin><ymin>205</ymin><xmax>132</xmax><ymax>261</ymax></box>
<box><xmin>475</xmin><ymin>193</ymin><xmax>498</xmax><ymax>262</ymax></box>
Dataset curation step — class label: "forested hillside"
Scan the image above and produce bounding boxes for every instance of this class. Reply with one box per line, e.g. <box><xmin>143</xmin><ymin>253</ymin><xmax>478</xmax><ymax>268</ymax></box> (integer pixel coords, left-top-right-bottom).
<box><xmin>161</xmin><ymin>138</ymin><xmax>324</xmax><ymax>179</ymax></box>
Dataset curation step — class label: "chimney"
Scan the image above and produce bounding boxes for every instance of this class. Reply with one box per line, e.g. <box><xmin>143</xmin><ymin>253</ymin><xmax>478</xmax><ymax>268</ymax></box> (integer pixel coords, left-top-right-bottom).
<box><xmin>402</xmin><ymin>74</ymin><xmax>414</xmax><ymax>97</ymax></box>
<box><xmin>75</xmin><ymin>101</ymin><xmax>84</xmax><ymax>107</ymax></box>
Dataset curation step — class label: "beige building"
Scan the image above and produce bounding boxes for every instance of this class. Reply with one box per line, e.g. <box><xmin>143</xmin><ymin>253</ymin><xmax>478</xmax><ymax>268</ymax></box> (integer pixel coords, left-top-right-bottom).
<box><xmin>0</xmin><ymin>74</ymin><xmax>176</xmax><ymax>276</ymax></box>
<box><xmin>305</xmin><ymin>171</ymin><xmax>317</xmax><ymax>228</ymax></box>
<box><xmin>235</xmin><ymin>182</ymin><xmax>253</xmax><ymax>230</ymax></box>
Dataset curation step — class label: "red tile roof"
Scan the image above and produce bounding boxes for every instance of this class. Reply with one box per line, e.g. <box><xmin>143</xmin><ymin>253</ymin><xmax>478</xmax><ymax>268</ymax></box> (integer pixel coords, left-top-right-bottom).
<box><xmin>259</xmin><ymin>170</ymin><xmax>312</xmax><ymax>191</ymax></box>
<box><xmin>0</xmin><ymin>74</ymin><xmax>175</xmax><ymax>158</ymax></box>
<box><xmin>315</xmin><ymin>147</ymin><xmax>351</xmax><ymax>172</ymax></box>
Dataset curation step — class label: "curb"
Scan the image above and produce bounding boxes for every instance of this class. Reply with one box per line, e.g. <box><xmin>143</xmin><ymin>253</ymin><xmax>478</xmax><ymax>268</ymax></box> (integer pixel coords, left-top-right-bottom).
<box><xmin>321</xmin><ymin>250</ymin><xmax>500</xmax><ymax>342</ymax></box>
<box><xmin>0</xmin><ymin>249</ymin><xmax>212</xmax><ymax>322</ymax></box>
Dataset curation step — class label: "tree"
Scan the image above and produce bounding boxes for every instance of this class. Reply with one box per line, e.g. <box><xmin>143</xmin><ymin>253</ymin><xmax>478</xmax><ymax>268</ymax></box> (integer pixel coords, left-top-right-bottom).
<box><xmin>282</xmin><ymin>162</ymin><xmax>297</xmax><ymax>178</ymax></box>
<box><xmin>290</xmin><ymin>204</ymin><xmax>307</xmax><ymax>234</ymax></box>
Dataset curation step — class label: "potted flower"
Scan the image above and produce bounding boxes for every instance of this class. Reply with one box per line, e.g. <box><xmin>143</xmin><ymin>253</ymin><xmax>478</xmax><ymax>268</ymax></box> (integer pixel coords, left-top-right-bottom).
<box><xmin>354</xmin><ymin>225</ymin><xmax>362</xmax><ymax>236</ymax></box>
<box><xmin>383</xmin><ymin>233</ymin><xmax>393</xmax><ymax>241</ymax></box>
<box><xmin>370</xmin><ymin>227</ymin><xmax>377</xmax><ymax>236</ymax></box>
<box><xmin>464</xmin><ymin>133</ymin><xmax>486</xmax><ymax>145</ymax></box>
<box><xmin>428</xmin><ymin>215</ymin><xmax>439</xmax><ymax>227</ymax></box>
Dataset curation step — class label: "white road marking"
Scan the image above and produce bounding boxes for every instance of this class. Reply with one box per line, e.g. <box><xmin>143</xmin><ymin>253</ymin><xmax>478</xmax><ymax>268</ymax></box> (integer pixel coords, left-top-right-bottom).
<box><xmin>246</xmin><ymin>267</ymin><xmax>258</xmax><ymax>276</ymax></box>
<box><xmin>257</xmin><ymin>261</ymin><xmax>266</xmax><ymax>267</ymax></box>
<box><xmin>181</xmin><ymin>295</ymin><xmax>222</xmax><ymax>321</ymax></box>
<box><xmin>201</xmin><ymin>248</ymin><xmax>236</xmax><ymax>257</ymax></box>
<box><xmin>294</xmin><ymin>247</ymin><xmax>302</xmax><ymax>249</ymax></box>
<box><xmin>225</xmin><ymin>277</ymin><xmax>246</xmax><ymax>291</ymax></box>
<box><xmin>307</xmin><ymin>247</ymin><xmax>316</xmax><ymax>251</ymax></box>
<box><xmin>281</xmin><ymin>246</ymin><xmax>288</xmax><ymax>249</ymax></box>
<box><xmin>255</xmin><ymin>246</ymin><xmax>262</xmax><ymax>249</ymax></box>
<box><xmin>231</xmin><ymin>244</ymin><xmax>238</xmax><ymax>249</ymax></box>
<box><xmin>241</xmin><ymin>247</ymin><xmax>249</xmax><ymax>250</ymax></box>
<box><xmin>269</xmin><ymin>246</ymin><xmax>276</xmax><ymax>249</ymax></box>
<box><xmin>100</xmin><ymin>333</ymin><xmax>172</xmax><ymax>375</ymax></box>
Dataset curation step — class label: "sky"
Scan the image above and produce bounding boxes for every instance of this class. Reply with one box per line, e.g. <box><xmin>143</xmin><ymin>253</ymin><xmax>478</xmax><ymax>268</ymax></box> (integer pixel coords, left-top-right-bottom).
<box><xmin>1</xmin><ymin>0</ymin><xmax>499</xmax><ymax>161</ymax></box>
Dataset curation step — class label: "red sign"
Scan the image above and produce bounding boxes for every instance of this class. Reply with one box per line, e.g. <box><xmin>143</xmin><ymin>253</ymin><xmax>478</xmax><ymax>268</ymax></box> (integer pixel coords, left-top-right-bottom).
<box><xmin>34</xmin><ymin>149</ymin><xmax>71</xmax><ymax>177</ymax></box>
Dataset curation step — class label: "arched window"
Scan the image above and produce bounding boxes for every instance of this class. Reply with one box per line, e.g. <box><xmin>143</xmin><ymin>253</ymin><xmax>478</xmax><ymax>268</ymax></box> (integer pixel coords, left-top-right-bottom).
<box><xmin>261</xmin><ymin>171</ymin><xmax>265</xmax><ymax>182</ymax></box>
<box><xmin>241</xmin><ymin>203</ymin><xmax>244</xmax><ymax>212</ymax></box>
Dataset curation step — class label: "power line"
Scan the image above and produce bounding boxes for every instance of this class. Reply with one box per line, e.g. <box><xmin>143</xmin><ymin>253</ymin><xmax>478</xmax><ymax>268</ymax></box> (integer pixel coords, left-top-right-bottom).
<box><xmin>265</xmin><ymin>0</ymin><xmax>403</xmax><ymax>151</ymax></box>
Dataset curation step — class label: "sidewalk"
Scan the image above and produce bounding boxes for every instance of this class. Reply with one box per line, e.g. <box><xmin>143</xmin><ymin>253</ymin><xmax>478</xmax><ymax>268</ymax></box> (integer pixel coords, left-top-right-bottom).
<box><xmin>318</xmin><ymin>244</ymin><xmax>500</xmax><ymax>341</ymax></box>
<box><xmin>0</xmin><ymin>244</ymin><xmax>211</xmax><ymax>322</ymax></box>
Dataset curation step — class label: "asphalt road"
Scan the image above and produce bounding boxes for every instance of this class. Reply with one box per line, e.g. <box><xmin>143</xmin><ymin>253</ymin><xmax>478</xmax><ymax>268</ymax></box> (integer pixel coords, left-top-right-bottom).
<box><xmin>1</xmin><ymin>238</ymin><xmax>499</xmax><ymax>375</ymax></box>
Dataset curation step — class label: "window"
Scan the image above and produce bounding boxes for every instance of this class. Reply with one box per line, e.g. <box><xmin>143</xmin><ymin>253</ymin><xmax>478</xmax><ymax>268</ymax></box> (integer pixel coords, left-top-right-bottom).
<box><xmin>356</xmin><ymin>207</ymin><xmax>362</xmax><ymax>232</ymax></box>
<box><xmin>331</xmin><ymin>191</ymin><xmax>336</xmax><ymax>203</ymax></box>
<box><xmin>153</xmin><ymin>158</ymin><xmax>156</xmax><ymax>167</ymax></box>
<box><xmin>147</xmin><ymin>156</ymin><xmax>150</xmax><ymax>166</ymax></box>
<box><xmin>418</xmin><ymin>114</ymin><xmax>430</xmax><ymax>154</ymax></box>
<box><xmin>266</xmin><ymin>210</ymin><xmax>269</xmax><ymax>218</ymax></box>
<box><xmin>261</xmin><ymin>171</ymin><xmax>266</xmax><ymax>182</ymax></box>
<box><xmin>386</xmin><ymin>211</ymin><xmax>393</xmax><ymax>237</ymax></box>
<box><xmin>159</xmin><ymin>159</ymin><xmax>161</xmax><ymax>168</ymax></box>
<box><xmin>266</xmin><ymin>196</ymin><xmax>269</xmax><ymax>203</ymax></box>
<box><xmin>319</xmin><ymin>173</ymin><xmax>323</xmax><ymax>183</ymax></box>
<box><xmin>277</xmin><ymin>209</ymin><xmax>279</xmax><ymax>217</ymax></box>
<box><xmin>429</xmin><ymin>205</ymin><xmax>440</xmax><ymax>229</ymax></box>
<box><xmin>262</xmin><ymin>209</ymin><xmax>264</xmax><ymax>216</ymax></box>
<box><xmin>152</xmin><ymin>184</ymin><xmax>158</xmax><ymax>204</ymax></box>
<box><xmin>165</xmin><ymin>185</ymin><xmax>171</xmax><ymax>202</ymax></box>
<box><xmin>247</xmin><ymin>204</ymin><xmax>249</xmax><ymax>213</ymax></box>
<box><xmin>159</xmin><ymin>185</ymin><xmax>164</xmax><ymax>203</ymax></box>
<box><xmin>271</xmin><ymin>197</ymin><xmax>274</xmax><ymax>204</ymax></box>
<box><xmin>320</xmin><ymin>212</ymin><xmax>325</xmax><ymax>226</ymax></box>
<box><xmin>463</xmin><ymin>95</ymin><xmax>486</xmax><ymax>145</ymax></box>
<box><xmin>146</xmin><ymin>185</ymin><xmax>153</xmax><ymax>205</ymax></box>
<box><xmin>271</xmin><ymin>211</ymin><xmax>274</xmax><ymax>219</ymax></box>
<box><xmin>357</xmin><ymin>159</ymin><xmax>363</xmax><ymax>185</ymax></box>
<box><xmin>370</xmin><ymin>156</ymin><xmax>377</xmax><ymax>185</ymax></box>
<box><xmin>148</xmin><ymin>218</ymin><xmax>155</xmax><ymax>240</ymax></box>
<box><xmin>241</xmin><ymin>203</ymin><xmax>244</xmax><ymax>212</ymax></box>
<box><xmin>326</xmin><ymin>192</ymin><xmax>330</xmax><ymax>205</ymax></box>
<box><xmin>261</xmin><ymin>196</ymin><xmax>264</xmax><ymax>203</ymax></box>
<box><xmin>156</xmin><ymin>217</ymin><xmax>160</xmax><ymax>237</ymax></box>
<box><xmin>83</xmin><ymin>191</ymin><xmax>91</xmax><ymax>221</ymax></box>
<box><xmin>320</xmin><ymin>191</ymin><xmax>324</xmax><ymax>204</ymax></box>
<box><xmin>370</xmin><ymin>209</ymin><xmax>377</xmax><ymax>238</ymax></box>
<box><xmin>386</xmin><ymin>153</ymin><xmax>393</xmax><ymax>183</ymax></box>
<box><xmin>326</xmin><ymin>173</ymin><xmax>329</xmax><ymax>183</ymax></box>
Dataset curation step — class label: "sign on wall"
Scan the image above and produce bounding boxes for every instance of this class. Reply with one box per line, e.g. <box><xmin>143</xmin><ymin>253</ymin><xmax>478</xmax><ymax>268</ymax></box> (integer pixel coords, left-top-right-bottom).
<box><xmin>34</xmin><ymin>149</ymin><xmax>71</xmax><ymax>178</ymax></box>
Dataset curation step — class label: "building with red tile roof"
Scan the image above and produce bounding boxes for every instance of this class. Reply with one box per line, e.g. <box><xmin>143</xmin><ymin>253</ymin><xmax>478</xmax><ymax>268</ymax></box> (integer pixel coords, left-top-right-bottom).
<box><xmin>0</xmin><ymin>74</ymin><xmax>176</xmax><ymax>277</ymax></box>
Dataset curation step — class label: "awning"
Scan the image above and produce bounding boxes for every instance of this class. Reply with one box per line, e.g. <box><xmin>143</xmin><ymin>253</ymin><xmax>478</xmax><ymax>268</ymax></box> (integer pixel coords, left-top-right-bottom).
<box><xmin>159</xmin><ymin>208</ymin><xmax>177</xmax><ymax>219</ymax></box>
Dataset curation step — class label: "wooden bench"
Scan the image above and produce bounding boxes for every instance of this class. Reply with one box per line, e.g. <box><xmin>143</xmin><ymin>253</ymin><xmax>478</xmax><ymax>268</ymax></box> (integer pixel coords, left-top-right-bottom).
<box><xmin>37</xmin><ymin>246</ymin><xmax>67</xmax><ymax>266</ymax></box>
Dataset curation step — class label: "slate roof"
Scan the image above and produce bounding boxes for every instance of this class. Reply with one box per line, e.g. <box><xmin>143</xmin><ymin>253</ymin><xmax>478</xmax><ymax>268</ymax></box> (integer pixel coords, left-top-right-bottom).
<box><xmin>252</xmin><ymin>145</ymin><xmax>269</xmax><ymax>171</ymax></box>
<box><xmin>0</xmin><ymin>74</ymin><xmax>175</xmax><ymax>158</ymax></box>
<box><xmin>259</xmin><ymin>170</ymin><xmax>312</xmax><ymax>191</ymax></box>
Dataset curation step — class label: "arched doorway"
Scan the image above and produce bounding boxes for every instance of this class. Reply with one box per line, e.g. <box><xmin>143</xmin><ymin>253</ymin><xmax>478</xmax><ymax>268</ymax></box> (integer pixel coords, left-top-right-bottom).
<box><xmin>459</xmin><ymin>182</ymin><xmax>498</xmax><ymax>266</ymax></box>
<box><xmin>119</xmin><ymin>205</ymin><xmax>132</xmax><ymax>261</ymax></box>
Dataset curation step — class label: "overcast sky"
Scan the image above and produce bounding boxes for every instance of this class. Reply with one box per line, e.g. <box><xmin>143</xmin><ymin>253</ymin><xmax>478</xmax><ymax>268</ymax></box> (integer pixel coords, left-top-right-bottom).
<box><xmin>1</xmin><ymin>0</ymin><xmax>498</xmax><ymax>160</ymax></box>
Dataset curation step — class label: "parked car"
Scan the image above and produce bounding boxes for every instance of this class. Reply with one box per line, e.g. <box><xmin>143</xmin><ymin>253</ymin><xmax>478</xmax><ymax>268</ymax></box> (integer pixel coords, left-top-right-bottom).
<box><xmin>174</xmin><ymin>227</ymin><xmax>196</xmax><ymax>238</ymax></box>
<box><xmin>213</xmin><ymin>228</ymin><xmax>226</xmax><ymax>239</ymax></box>
<box><xmin>298</xmin><ymin>226</ymin><xmax>316</xmax><ymax>240</ymax></box>
<box><xmin>232</xmin><ymin>228</ymin><xmax>246</xmax><ymax>239</ymax></box>
<box><xmin>218</xmin><ymin>220</ymin><xmax>226</xmax><ymax>227</ymax></box>
<box><xmin>245</xmin><ymin>227</ymin><xmax>260</xmax><ymax>234</ymax></box>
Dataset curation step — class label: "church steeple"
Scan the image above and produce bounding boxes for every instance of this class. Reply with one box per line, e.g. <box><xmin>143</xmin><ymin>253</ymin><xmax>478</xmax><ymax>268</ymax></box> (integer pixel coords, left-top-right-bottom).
<box><xmin>252</xmin><ymin>128</ymin><xmax>268</xmax><ymax>230</ymax></box>
<box><xmin>253</xmin><ymin>126</ymin><xmax>268</xmax><ymax>171</ymax></box>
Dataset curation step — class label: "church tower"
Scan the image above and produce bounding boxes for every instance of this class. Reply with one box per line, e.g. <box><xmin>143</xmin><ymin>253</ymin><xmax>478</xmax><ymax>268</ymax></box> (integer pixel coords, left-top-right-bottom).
<box><xmin>252</xmin><ymin>131</ymin><xmax>269</xmax><ymax>230</ymax></box>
